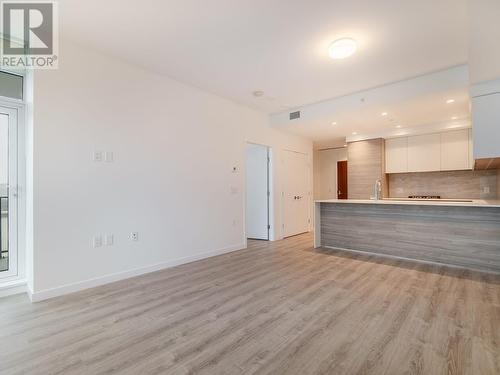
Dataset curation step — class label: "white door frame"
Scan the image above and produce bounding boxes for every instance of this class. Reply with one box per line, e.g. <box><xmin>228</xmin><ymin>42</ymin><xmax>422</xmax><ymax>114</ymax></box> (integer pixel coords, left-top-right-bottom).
<box><xmin>0</xmin><ymin>105</ymin><xmax>18</xmax><ymax>279</ymax></box>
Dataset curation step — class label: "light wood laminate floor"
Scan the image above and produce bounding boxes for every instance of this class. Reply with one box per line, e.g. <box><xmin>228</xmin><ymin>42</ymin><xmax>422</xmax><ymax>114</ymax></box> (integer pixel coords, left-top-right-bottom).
<box><xmin>1</xmin><ymin>233</ymin><xmax>499</xmax><ymax>375</ymax></box>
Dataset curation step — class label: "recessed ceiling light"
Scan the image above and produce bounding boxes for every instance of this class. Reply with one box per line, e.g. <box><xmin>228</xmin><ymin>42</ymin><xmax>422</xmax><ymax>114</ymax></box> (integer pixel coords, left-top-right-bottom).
<box><xmin>381</xmin><ymin>112</ymin><xmax>388</xmax><ymax>116</ymax></box>
<box><xmin>446</xmin><ymin>99</ymin><xmax>455</xmax><ymax>104</ymax></box>
<box><xmin>344</xmin><ymin>144</ymin><xmax>347</xmax><ymax>147</ymax></box>
<box><xmin>352</xmin><ymin>132</ymin><xmax>357</xmax><ymax>135</ymax></box>
<box><xmin>395</xmin><ymin>125</ymin><xmax>402</xmax><ymax>128</ymax></box>
<box><xmin>328</xmin><ymin>38</ymin><xmax>357</xmax><ymax>59</ymax></box>
<box><xmin>252</xmin><ymin>90</ymin><xmax>264</xmax><ymax>97</ymax></box>
<box><xmin>331</xmin><ymin>121</ymin><xmax>337</xmax><ymax>126</ymax></box>
<box><xmin>451</xmin><ymin>116</ymin><xmax>458</xmax><ymax>120</ymax></box>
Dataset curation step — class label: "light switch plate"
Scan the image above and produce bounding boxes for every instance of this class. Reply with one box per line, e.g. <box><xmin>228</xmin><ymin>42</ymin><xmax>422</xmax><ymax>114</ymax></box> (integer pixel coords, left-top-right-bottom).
<box><xmin>93</xmin><ymin>235</ymin><xmax>103</xmax><ymax>248</ymax></box>
<box><xmin>104</xmin><ymin>151</ymin><xmax>114</xmax><ymax>162</ymax></box>
<box><xmin>93</xmin><ymin>151</ymin><xmax>103</xmax><ymax>162</ymax></box>
<box><xmin>104</xmin><ymin>234</ymin><xmax>114</xmax><ymax>246</ymax></box>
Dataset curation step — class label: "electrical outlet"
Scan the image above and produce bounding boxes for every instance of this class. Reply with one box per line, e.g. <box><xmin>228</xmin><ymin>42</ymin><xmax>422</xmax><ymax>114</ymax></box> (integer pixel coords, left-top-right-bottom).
<box><xmin>130</xmin><ymin>232</ymin><xmax>139</xmax><ymax>241</ymax></box>
<box><xmin>104</xmin><ymin>234</ymin><xmax>114</xmax><ymax>246</ymax></box>
<box><xmin>92</xmin><ymin>235</ymin><xmax>103</xmax><ymax>248</ymax></box>
<box><xmin>483</xmin><ymin>186</ymin><xmax>490</xmax><ymax>194</ymax></box>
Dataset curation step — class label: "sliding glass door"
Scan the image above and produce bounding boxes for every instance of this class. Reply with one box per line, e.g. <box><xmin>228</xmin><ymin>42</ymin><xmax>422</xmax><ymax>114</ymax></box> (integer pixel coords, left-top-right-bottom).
<box><xmin>0</xmin><ymin>106</ymin><xmax>18</xmax><ymax>278</ymax></box>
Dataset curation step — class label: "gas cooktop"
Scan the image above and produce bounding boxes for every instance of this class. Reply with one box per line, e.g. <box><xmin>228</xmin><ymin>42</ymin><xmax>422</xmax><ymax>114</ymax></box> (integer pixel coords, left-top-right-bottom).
<box><xmin>408</xmin><ymin>195</ymin><xmax>441</xmax><ymax>199</ymax></box>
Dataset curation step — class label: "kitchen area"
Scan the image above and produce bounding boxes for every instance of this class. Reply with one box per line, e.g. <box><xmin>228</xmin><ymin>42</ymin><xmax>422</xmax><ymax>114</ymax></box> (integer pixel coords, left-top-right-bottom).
<box><xmin>313</xmin><ymin>78</ymin><xmax>500</xmax><ymax>274</ymax></box>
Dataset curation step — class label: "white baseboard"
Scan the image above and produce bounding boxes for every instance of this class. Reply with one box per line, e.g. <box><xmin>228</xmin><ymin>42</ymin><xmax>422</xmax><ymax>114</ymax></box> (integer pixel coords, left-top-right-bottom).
<box><xmin>0</xmin><ymin>279</ymin><xmax>27</xmax><ymax>298</ymax></box>
<box><xmin>30</xmin><ymin>243</ymin><xmax>246</xmax><ymax>302</ymax></box>
<box><xmin>26</xmin><ymin>284</ymin><xmax>34</xmax><ymax>302</ymax></box>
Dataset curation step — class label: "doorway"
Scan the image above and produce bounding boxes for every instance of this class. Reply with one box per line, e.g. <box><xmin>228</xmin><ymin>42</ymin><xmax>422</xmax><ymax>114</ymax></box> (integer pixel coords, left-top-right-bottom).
<box><xmin>0</xmin><ymin>106</ymin><xmax>18</xmax><ymax>278</ymax></box>
<box><xmin>283</xmin><ymin>150</ymin><xmax>310</xmax><ymax>238</ymax></box>
<box><xmin>337</xmin><ymin>160</ymin><xmax>348</xmax><ymax>199</ymax></box>
<box><xmin>245</xmin><ymin>143</ymin><xmax>270</xmax><ymax>240</ymax></box>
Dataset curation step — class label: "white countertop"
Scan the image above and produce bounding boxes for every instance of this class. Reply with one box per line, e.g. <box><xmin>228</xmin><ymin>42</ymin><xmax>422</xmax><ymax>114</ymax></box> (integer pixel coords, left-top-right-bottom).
<box><xmin>315</xmin><ymin>198</ymin><xmax>500</xmax><ymax>208</ymax></box>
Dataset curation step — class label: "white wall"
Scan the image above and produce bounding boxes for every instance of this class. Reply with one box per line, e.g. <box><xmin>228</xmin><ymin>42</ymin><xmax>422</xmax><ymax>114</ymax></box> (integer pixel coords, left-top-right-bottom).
<box><xmin>468</xmin><ymin>0</ymin><xmax>500</xmax><ymax>84</ymax></box>
<box><xmin>30</xmin><ymin>40</ymin><xmax>312</xmax><ymax>299</ymax></box>
<box><xmin>313</xmin><ymin>148</ymin><xmax>347</xmax><ymax>200</ymax></box>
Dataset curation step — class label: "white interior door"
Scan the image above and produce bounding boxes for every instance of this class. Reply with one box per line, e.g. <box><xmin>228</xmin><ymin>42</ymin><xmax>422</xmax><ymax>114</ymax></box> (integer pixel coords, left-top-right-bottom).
<box><xmin>0</xmin><ymin>106</ymin><xmax>18</xmax><ymax>278</ymax></box>
<box><xmin>246</xmin><ymin>143</ymin><xmax>269</xmax><ymax>240</ymax></box>
<box><xmin>283</xmin><ymin>150</ymin><xmax>309</xmax><ymax>237</ymax></box>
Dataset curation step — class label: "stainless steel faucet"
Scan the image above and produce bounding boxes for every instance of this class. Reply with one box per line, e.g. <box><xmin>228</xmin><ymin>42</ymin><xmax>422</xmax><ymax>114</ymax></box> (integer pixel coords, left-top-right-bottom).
<box><xmin>371</xmin><ymin>179</ymin><xmax>382</xmax><ymax>200</ymax></box>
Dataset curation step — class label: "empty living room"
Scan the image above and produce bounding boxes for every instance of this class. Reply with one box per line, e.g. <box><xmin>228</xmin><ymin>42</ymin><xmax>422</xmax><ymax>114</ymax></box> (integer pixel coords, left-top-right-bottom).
<box><xmin>0</xmin><ymin>1</ymin><xmax>499</xmax><ymax>374</ymax></box>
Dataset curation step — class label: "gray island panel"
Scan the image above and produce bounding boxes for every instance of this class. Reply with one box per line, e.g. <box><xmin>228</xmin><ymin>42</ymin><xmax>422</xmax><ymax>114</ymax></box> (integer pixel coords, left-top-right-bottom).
<box><xmin>319</xmin><ymin>202</ymin><xmax>500</xmax><ymax>273</ymax></box>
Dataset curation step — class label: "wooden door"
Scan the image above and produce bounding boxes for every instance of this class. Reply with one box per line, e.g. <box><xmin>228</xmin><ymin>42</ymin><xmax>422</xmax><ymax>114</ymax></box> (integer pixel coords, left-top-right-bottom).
<box><xmin>337</xmin><ymin>160</ymin><xmax>348</xmax><ymax>199</ymax></box>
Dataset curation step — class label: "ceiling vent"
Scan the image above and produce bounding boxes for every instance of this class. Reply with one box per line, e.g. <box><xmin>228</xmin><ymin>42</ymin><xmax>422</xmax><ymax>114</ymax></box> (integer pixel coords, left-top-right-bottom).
<box><xmin>289</xmin><ymin>111</ymin><xmax>301</xmax><ymax>120</ymax></box>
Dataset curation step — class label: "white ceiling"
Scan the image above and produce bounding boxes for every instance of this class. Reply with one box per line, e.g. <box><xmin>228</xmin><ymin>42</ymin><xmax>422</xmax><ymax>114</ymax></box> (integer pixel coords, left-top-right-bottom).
<box><xmin>293</xmin><ymin>88</ymin><xmax>471</xmax><ymax>148</ymax></box>
<box><xmin>270</xmin><ymin>65</ymin><xmax>471</xmax><ymax>145</ymax></box>
<box><xmin>59</xmin><ymin>0</ymin><xmax>468</xmax><ymax>114</ymax></box>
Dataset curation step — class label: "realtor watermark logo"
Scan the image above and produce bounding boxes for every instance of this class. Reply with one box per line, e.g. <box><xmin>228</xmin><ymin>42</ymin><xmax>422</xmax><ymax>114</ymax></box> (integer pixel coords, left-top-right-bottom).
<box><xmin>1</xmin><ymin>1</ymin><xmax>58</xmax><ymax>69</ymax></box>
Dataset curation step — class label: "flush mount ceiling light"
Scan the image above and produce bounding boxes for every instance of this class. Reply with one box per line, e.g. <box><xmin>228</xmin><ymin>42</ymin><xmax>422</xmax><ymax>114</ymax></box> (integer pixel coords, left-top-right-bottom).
<box><xmin>352</xmin><ymin>131</ymin><xmax>357</xmax><ymax>135</ymax></box>
<box><xmin>252</xmin><ymin>90</ymin><xmax>264</xmax><ymax>97</ymax></box>
<box><xmin>328</xmin><ymin>38</ymin><xmax>357</xmax><ymax>59</ymax></box>
<box><xmin>381</xmin><ymin>112</ymin><xmax>388</xmax><ymax>116</ymax></box>
<box><xmin>446</xmin><ymin>99</ymin><xmax>455</xmax><ymax>104</ymax></box>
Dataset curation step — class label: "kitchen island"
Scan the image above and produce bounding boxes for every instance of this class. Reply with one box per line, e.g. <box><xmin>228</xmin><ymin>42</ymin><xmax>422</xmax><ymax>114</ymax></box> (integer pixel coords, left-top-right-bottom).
<box><xmin>314</xmin><ymin>199</ymin><xmax>500</xmax><ymax>273</ymax></box>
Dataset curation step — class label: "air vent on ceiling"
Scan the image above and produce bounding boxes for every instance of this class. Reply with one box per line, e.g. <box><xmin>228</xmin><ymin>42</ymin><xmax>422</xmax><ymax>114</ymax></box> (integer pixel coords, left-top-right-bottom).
<box><xmin>289</xmin><ymin>111</ymin><xmax>301</xmax><ymax>120</ymax></box>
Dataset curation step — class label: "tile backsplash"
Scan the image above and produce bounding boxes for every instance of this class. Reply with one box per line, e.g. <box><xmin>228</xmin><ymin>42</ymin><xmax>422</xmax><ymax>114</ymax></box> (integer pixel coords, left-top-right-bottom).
<box><xmin>388</xmin><ymin>170</ymin><xmax>499</xmax><ymax>199</ymax></box>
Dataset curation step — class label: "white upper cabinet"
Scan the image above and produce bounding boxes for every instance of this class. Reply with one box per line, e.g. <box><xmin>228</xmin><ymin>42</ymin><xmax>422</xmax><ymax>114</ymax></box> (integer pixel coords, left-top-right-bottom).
<box><xmin>385</xmin><ymin>137</ymin><xmax>408</xmax><ymax>173</ymax></box>
<box><xmin>385</xmin><ymin>130</ymin><xmax>472</xmax><ymax>174</ymax></box>
<box><xmin>407</xmin><ymin>133</ymin><xmax>441</xmax><ymax>172</ymax></box>
<box><xmin>472</xmin><ymin>91</ymin><xmax>500</xmax><ymax>160</ymax></box>
<box><xmin>440</xmin><ymin>129</ymin><xmax>470</xmax><ymax>171</ymax></box>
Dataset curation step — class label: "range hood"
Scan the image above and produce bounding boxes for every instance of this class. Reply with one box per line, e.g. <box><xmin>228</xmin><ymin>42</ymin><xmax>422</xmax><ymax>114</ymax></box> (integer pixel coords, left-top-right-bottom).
<box><xmin>471</xmin><ymin>79</ymin><xmax>500</xmax><ymax>170</ymax></box>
